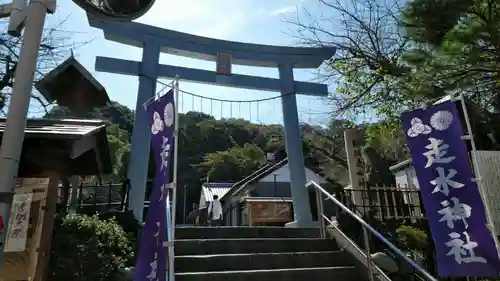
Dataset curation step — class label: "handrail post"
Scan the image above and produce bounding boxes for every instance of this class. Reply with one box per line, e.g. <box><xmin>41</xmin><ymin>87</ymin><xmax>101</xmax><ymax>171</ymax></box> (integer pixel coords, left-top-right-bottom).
<box><xmin>315</xmin><ymin>188</ymin><xmax>326</xmax><ymax>238</ymax></box>
<box><xmin>78</xmin><ymin>183</ymin><xmax>83</xmax><ymax>210</ymax></box>
<box><xmin>93</xmin><ymin>184</ymin><xmax>98</xmax><ymax>208</ymax></box>
<box><xmin>363</xmin><ymin>225</ymin><xmax>375</xmax><ymax>281</ymax></box>
<box><xmin>107</xmin><ymin>182</ymin><xmax>112</xmax><ymax>207</ymax></box>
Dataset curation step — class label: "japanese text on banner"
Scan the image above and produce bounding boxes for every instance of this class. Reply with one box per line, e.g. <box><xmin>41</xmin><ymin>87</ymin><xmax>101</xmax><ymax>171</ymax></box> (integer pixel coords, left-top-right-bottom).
<box><xmin>402</xmin><ymin>100</ymin><xmax>500</xmax><ymax>277</ymax></box>
<box><xmin>133</xmin><ymin>89</ymin><xmax>176</xmax><ymax>281</ymax></box>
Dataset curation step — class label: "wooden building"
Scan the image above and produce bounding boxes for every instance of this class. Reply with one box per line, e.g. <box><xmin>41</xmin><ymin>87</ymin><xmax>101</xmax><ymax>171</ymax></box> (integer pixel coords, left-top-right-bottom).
<box><xmin>0</xmin><ymin>117</ymin><xmax>111</xmax><ymax>281</ymax></box>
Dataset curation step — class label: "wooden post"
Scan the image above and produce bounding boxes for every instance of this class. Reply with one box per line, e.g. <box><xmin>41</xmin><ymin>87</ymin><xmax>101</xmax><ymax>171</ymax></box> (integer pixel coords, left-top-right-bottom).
<box><xmin>32</xmin><ymin>172</ymin><xmax>59</xmax><ymax>281</ymax></box>
<box><xmin>0</xmin><ymin>173</ymin><xmax>58</xmax><ymax>281</ymax></box>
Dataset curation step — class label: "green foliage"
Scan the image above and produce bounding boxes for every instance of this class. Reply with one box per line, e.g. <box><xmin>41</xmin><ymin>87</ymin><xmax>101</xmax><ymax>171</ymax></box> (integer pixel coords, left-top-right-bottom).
<box><xmin>364</xmin><ymin>119</ymin><xmax>408</xmax><ymax>164</ymax></box>
<box><xmin>98</xmin><ymin>210</ymin><xmax>142</xmax><ymax>266</ymax></box>
<box><xmin>196</xmin><ymin>143</ymin><xmax>266</xmax><ymax>182</ymax></box>
<box><xmin>396</xmin><ymin>225</ymin><xmax>428</xmax><ymax>253</ymax></box>
<box><xmin>403</xmin><ymin>0</ymin><xmax>475</xmax><ymax>45</ymax></box>
<box><xmin>49</xmin><ymin>214</ymin><xmax>134</xmax><ymax>281</ymax></box>
<box><xmin>401</xmin><ymin>0</ymin><xmax>500</xmax><ymax>110</ymax></box>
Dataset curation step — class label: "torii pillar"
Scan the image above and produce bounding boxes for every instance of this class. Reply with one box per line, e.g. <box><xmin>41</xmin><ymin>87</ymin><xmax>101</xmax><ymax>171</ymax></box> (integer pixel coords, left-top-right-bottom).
<box><xmin>88</xmin><ymin>18</ymin><xmax>336</xmax><ymax>226</ymax></box>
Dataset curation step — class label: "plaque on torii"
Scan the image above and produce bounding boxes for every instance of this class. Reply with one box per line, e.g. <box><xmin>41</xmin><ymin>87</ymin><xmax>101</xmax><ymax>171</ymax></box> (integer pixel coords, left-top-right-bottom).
<box><xmin>216</xmin><ymin>53</ymin><xmax>232</xmax><ymax>76</ymax></box>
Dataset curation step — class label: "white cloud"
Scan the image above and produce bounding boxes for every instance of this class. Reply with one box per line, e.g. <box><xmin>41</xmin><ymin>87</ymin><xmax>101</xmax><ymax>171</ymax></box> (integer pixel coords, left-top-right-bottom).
<box><xmin>269</xmin><ymin>5</ymin><xmax>297</xmax><ymax>16</ymax></box>
<box><xmin>139</xmin><ymin>0</ymin><xmax>214</xmax><ymax>25</ymax></box>
<box><xmin>137</xmin><ymin>0</ymin><xmax>258</xmax><ymax>39</ymax></box>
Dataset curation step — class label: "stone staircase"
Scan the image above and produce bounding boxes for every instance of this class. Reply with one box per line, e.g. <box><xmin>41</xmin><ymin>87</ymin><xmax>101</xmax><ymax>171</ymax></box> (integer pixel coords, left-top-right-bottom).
<box><xmin>174</xmin><ymin>227</ymin><xmax>364</xmax><ymax>281</ymax></box>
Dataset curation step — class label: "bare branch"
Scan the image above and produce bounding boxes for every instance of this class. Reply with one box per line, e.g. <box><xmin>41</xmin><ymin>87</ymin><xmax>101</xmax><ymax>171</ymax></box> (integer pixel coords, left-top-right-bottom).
<box><xmin>285</xmin><ymin>0</ymin><xmax>410</xmax><ymax>116</ymax></box>
<box><xmin>0</xmin><ymin>9</ymin><xmax>93</xmax><ymax>117</ymax></box>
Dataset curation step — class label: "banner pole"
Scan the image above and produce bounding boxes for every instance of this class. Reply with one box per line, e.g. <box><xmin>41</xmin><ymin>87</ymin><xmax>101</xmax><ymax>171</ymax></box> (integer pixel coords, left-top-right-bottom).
<box><xmin>169</xmin><ymin>75</ymin><xmax>180</xmax><ymax>281</ymax></box>
<box><xmin>457</xmin><ymin>94</ymin><xmax>500</xmax><ymax>257</ymax></box>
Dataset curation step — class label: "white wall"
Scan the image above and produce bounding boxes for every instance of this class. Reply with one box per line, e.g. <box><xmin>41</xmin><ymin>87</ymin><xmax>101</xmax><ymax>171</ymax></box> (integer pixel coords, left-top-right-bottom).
<box><xmin>199</xmin><ymin>190</ymin><xmax>206</xmax><ymax>208</ymax></box>
<box><xmin>259</xmin><ymin>163</ymin><xmax>326</xmax><ymax>183</ymax></box>
<box><xmin>393</xmin><ymin>166</ymin><xmax>422</xmax><ymax>217</ymax></box>
<box><xmin>393</xmin><ymin>166</ymin><xmax>419</xmax><ymax>190</ymax></box>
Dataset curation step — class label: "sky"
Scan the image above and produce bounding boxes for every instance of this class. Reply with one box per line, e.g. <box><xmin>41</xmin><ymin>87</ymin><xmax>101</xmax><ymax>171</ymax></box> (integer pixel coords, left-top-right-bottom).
<box><xmin>42</xmin><ymin>0</ymin><xmax>336</xmax><ymax>125</ymax></box>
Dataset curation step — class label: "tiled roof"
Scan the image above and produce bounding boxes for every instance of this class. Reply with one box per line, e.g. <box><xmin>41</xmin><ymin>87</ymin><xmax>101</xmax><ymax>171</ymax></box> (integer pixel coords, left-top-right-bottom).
<box><xmin>202</xmin><ymin>183</ymin><xmax>233</xmax><ymax>202</ymax></box>
<box><xmin>0</xmin><ymin>118</ymin><xmax>107</xmax><ymax>139</ymax></box>
<box><xmin>0</xmin><ymin>118</ymin><xmax>112</xmax><ymax>176</ymax></box>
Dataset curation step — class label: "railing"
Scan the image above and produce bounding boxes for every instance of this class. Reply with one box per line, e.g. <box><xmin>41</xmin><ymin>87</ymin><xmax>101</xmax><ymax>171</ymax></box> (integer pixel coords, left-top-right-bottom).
<box><xmin>343</xmin><ymin>185</ymin><xmax>425</xmax><ymax>221</ymax></box>
<box><xmin>57</xmin><ymin>180</ymin><xmax>155</xmax><ymax>215</ymax></box>
<box><xmin>306</xmin><ymin>180</ymin><xmax>438</xmax><ymax>281</ymax></box>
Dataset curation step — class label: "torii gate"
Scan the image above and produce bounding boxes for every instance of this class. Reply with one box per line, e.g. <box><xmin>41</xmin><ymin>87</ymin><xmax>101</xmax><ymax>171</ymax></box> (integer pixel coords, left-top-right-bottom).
<box><xmin>88</xmin><ymin>18</ymin><xmax>336</xmax><ymax>226</ymax></box>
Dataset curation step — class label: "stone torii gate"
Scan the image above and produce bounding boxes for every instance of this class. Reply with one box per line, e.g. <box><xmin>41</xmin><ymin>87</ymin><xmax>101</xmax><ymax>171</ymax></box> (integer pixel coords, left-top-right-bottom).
<box><xmin>88</xmin><ymin>18</ymin><xmax>336</xmax><ymax>226</ymax></box>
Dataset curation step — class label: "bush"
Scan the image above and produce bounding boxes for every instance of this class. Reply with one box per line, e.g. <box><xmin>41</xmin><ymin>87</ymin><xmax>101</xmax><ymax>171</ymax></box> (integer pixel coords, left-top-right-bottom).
<box><xmin>49</xmin><ymin>214</ymin><xmax>134</xmax><ymax>281</ymax></box>
<box><xmin>98</xmin><ymin>210</ymin><xmax>142</xmax><ymax>266</ymax></box>
<box><xmin>396</xmin><ymin>225</ymin><xmax>428</xmax><ymax>253</ymax></box>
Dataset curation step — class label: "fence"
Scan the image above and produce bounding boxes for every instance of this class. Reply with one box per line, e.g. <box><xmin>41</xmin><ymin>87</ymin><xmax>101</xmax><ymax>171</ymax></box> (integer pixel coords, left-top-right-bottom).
<box><xmin>342</xmin><ymin>184</ymin><xmax>425</xmax><ymax>221</ymax></box>
<box><xmin>57</xmin><ymin>181</ymin><xmax>130</xmax><ymax>214</ymax></box>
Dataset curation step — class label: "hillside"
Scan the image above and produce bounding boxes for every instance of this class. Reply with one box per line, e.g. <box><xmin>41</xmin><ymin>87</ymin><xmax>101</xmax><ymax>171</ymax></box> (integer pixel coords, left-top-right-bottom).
<box><xmin>45</xmin><ymin>101</ymin><xmax>408</xmax><ymax>222</ymax></box>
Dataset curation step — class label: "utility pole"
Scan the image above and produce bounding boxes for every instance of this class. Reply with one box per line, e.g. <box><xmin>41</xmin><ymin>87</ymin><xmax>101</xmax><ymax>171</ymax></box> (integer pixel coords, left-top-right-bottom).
<box><xmin>0</xmin><ymin>0</ymin><xmax>56</xmax><ymax>261</ymax></box>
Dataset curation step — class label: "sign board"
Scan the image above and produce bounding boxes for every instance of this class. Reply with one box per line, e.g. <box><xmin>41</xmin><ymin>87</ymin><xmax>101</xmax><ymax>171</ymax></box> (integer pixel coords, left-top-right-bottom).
<box><xmin>344</xmin><ymin>128</ymin><xmax>366</xmax><ymax>213</ymax></box>
<box><xmin>472</xmin><ymin>150</ymin><xmax>500</xmax><ymax>232</ymax></box>
<box><xmin>0</xmin><ymin>178</ymin><xmax>49</xmax><ymax>254</ymax></box>
<box><xmin>4</xmin><ymin>193</ymin><xmax>33</xmax><ymax>252</ymax></box>
<box><xmin>216</xmin><ymin>53</ymin><xmax>232</xmax><ymax>75</ymax></box>
<box><xmin>249</xmin><ymin>201</ymin><xmax>291</xmax><ymax>222</ymax></box>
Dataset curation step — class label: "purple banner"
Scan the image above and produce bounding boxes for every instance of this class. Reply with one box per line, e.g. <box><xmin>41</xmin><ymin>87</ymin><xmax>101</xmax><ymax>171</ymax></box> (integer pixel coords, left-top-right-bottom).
<box><xmin>133</xmin><ymin>89</ymin><xmax>176</xmax><ymax>281</ymax></box>
<box><xmin>402</xmin><ymin>101</ymin><xmax>500</xmax><ymax>277</ymax></box>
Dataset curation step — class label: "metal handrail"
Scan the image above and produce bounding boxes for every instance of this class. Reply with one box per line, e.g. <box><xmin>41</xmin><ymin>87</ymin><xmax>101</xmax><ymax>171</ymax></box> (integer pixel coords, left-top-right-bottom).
<box><xmin>306</xmin><ymin>180</ymin><xmax>438</xmax><ymax>281</ymax></box>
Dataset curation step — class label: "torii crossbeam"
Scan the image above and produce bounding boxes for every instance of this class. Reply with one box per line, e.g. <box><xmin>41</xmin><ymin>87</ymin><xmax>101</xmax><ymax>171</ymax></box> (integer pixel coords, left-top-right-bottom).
<box><xmin>89</xmin><ymin>18</ymin><xmax>336</xmax><ymax>226</ymax></box>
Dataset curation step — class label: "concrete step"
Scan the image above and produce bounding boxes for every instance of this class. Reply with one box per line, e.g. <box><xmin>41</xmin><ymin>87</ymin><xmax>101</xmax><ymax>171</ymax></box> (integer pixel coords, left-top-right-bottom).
<box><xmin>175</xmin><ymin>250</ymin><xmax>354</xmax><ymax>272</ymax></box>
<box><xmin>175</xmin><ymin>227</ymin><xmax>320</xmax><ymax>239</ymax></box>
<box><xmin>175</xmin><ymin>238</ymin><xmax>338</xmax><ymax>256</ymax></box>
<box><xmin>175</xmin><ymin>266</ymin><xmax>358</xmax><ymax>281</ymax></box>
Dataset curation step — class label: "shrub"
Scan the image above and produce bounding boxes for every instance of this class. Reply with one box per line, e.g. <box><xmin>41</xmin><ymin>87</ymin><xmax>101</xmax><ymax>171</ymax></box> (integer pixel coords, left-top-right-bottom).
<box><xmin>98</xmin><ymin>210</ymin><xmax>142</xmax><ymax>266</ymax></box>
<box><xmin>49</xmin><ymin>214</ymin><xmax>134</xmax><ymax>281</ymax></box>
<box><xmin>396</xmin><ymin>225</ymin><xmax>428</xmax><ymax>253</ymax></box>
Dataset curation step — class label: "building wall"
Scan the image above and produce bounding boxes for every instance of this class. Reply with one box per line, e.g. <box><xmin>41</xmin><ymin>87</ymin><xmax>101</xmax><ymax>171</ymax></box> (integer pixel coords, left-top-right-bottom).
<box><xmin>251</xmin><ymin>182</ymin><xmax>292</xmax><ymax>198</ymax></box>
<box><xmin>394</xmin><ymin>166</ymin><xmax>419</xmax><ymax>190</ymax></box>
<box><xmin>393</xmin><ymin>165</ymin><xmax>422</xmax><ymax>217</ymax></box>
<box><xmin>259</xmin><ymin>164</ymin><xmax>325</xmax><ymax>184</ymax></box>
<box><xmin>199</xmin><ymin>193</ymin><xmax>206</xmax><ymax>209</ymax></box>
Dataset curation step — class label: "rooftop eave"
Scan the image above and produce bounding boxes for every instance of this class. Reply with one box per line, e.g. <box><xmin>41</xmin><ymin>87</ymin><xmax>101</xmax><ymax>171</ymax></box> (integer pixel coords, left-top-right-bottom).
<box><xmin>389</xmin><ymin>159</ymin><xmax>413</xmax><ymax>172</ymax></box>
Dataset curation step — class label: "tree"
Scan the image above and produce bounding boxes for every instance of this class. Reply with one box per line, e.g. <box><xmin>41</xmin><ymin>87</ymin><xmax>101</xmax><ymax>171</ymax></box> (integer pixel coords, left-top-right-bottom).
<box><xmin>402</xmin><ymin>0</ymin><xmax>500</xmax><ymax>111</ymax></box>
<box><xmin>106</xmin><ymin>122</ymin><xmax>132</xmax><ymax>177</ymax></box>
<box><xmin>364</xmin><ymin>118</ymin><xmax>408</xmax><ymax>164</ymax></box>
<box><xmin>286</xmin><ymin>0</ymin><xmax>500</xmax><ymax>161</ymax></box>
<box><xmin>196</xmin><ymin>143</ymin><xmax>266</xmax><ymax>182</ymax></box>
<box><xmin>0</xmin><ymin>5</ymin><xmax>88</xmax><ymax>116</ymax></box>
<box><xmin>286</xmin><ymin>0</ymin><xmax>418</xmax><ymax>119</ymax></box>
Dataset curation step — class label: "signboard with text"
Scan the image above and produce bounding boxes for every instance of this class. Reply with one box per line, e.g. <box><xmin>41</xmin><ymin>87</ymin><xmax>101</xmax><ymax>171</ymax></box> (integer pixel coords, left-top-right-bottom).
<box><xmin>249</xmin><ymin>201</ymin><xmax>291</xmax><ymax>223</ymax></box>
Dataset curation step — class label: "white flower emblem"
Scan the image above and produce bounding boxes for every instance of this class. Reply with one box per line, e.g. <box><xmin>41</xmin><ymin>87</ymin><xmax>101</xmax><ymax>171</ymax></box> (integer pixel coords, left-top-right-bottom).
<box><xmin>164</xmin><ymin>103</ymin><xmax>174</xmax><ymax>127</ymax></box>
<box><xmin>151</xmin><ymin>111</ymin><xmax>164</xmax><ymax>135</ymax></box>
<box><xmin>407</xmin><ymin>117</ymin><xmax>432</xmax><ymax>138</ymax></box>
<box><xmin>430</xmin><ymin>110</ymin><xmax>453</xmax><ymax>131</ymax></box>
